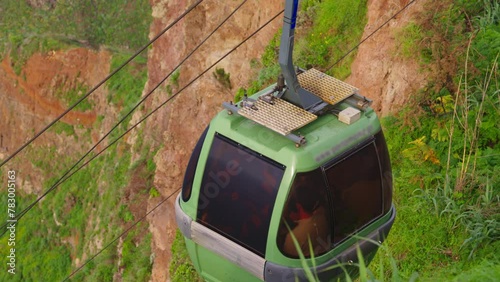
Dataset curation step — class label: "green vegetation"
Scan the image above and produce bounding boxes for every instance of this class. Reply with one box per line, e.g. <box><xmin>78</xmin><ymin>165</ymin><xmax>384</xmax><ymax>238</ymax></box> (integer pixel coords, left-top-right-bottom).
<box><xmin>235</xmin><ymin>0</ymin><xmax>368</xmax><ymax>101</ymax></box>
<box><xmin>162</xmin><ymin>68</ymin><xmax>182</xmax><ymax>97</ymax></box>
<box><xmin>0</xmin><ymin>144</ymin><xmax>129</xmax><ymax>281</ymax></box>
<box><xmin>234</xmin><ymin>87</ymin><xmax>247</xmax><ymax>103</ymax></box>
<box><xmin>395</xmin><ymin>22</ymin><xmax>425</xmax><ymax>59</ymax></box>
<box><xmin>169</xmin><ymin>230</ymin><xmax>202</xmax><ymax>282</ymax></box>
<box><xmin>295</xmin><ymin>0</ymin><xmax>368</xmax><ymax>78</ymax></box>
<box><xmin>50</xmin><ymin>122</ymin><xmax>76</xmax><ymax>137</ymax></box>
<box><xmin>213</xmin><ymin>67</ymin><xmax>233</xmax><ymax>89</ymax></box>
<box><xmin>0</xmin><ymin>0</ymin><xmax>151</xmax><ymax>69</ymax></box>
<box><xmin>28</xmin><ymin>145</ymin><xmax>75</xmax><ymax>176</ymax></box>
<box><xmin>364</xmin><ymin>1</ymin><xmax>499</xmax><ymax>280</ymax></box>
<box><xmin>54</xmin><ymin>81</ymin><xmax>94</xmax><ymax>112</ymax></box>
<box><xmin>171</xmin><ymin>68</ymin><xmax>181</xmax><ymax>87</ymax></box>
<box><xmin>121</xmin><ymin>226</ymin><xmax>153</xmax><ymax>282</ymax></box>
<box><xmin>0</xmin><ymin>141</ymin><xmax>158</xmax><ymax>281</ymax></box>
<box><xmin>149</xmin><ymin>187</ymin><xmax>161</xmax><ymax>198</ymax></box>
<box><xmin>0</xmin><ymin>1</ymin><xmax>154</xmax><ymax>281</ymax></box>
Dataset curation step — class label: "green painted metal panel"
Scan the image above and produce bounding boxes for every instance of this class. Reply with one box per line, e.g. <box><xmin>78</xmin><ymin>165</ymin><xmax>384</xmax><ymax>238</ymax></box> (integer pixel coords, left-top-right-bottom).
<box><xmin>184</xmin><ymin>238</ymin><xmax>262</xmax><ymax>282</ymax></box>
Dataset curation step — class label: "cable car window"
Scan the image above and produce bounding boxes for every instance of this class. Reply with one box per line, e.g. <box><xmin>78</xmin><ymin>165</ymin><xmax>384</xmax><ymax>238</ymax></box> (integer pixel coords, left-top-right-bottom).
<box><xmin>197</xmin><ymin>133</ymin><xmax>284</xmax><ymax>257</ymax></box>
<box><xmin>277</xmin><ymin>169</ymin><xmax>332</xmax><ymax>258</ymax></box>
<box><xmin>325</xmin><ymin>142</ymin><xmax>383</xmax><ymax>244</ymax></box>
<box><xmin>182</xmin><ymin>126</ymin><xmax>209</xmax><ymax>202</ymax></box>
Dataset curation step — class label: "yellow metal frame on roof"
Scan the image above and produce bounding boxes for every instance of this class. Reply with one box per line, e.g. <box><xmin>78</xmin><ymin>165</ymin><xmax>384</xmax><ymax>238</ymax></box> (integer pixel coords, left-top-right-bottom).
<box><xmin>235</xmin><ymin>69</ymin><xmax>358</xmax><ymax>138</ymax></box>
<box><xmin>239</xmin><ymin>98</ymin><xmax>317</xmax><ymax>136</ymax></box>
<box><xmin>298</xmin><ymin>68</ymin><xmax>358</xmax><ymax>105</ymax></box>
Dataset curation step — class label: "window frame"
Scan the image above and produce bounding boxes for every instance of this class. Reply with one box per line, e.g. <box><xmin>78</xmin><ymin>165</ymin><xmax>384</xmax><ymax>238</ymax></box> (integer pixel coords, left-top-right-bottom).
<box><xmin>322</xmin><ymin>137</ymin><xmax>385</xmax><ymax>246</ymax></box>
<box><xmin>276</xmin><ymin>169</ymin><xmax>333</xmax><ymax>258</ymax></box>
<box><xmin>276</xmin><ymin>131</ymin><xmax>391</xmax><ymax>258</ymax></box>
<box><xmin>182</xmin><ymin>126</ymin><xmax>209</xmax><ymax>202</ymax></box>
<box><xmin>196</xmin><ymin>132</ymin><xmax>286</xmax><ymax>257</ymax></box>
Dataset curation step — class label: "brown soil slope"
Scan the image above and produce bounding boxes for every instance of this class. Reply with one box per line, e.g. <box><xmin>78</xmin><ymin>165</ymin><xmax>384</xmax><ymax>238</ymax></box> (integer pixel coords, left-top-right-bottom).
<box><xmin>347</xmin><ymin>0</ymin><xmax>429</xmax><ymax>115</ymax></box>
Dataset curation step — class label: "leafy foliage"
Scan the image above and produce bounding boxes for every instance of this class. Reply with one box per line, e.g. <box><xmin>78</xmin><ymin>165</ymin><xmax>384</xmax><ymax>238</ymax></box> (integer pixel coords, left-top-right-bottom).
<box><xmin>380</xmin><ymin>1</ymin><xmax>499</xmax><ymax>272</ymax></box>
<box><xmin>121</xmin><ymin>227</ymin><xmax>152</xmax><ymax>282</ymax></box>
<box><xmin>169</xmin><ymin>230</ymin><xmax>202</xmax><ymax>282</ymax></box>
<box><xmin>234</xmin><ymin>0</ymin><xmax>368</xmax><ymax>100</ymax></box>
<box><xmin>213</xmin><ymin>67</ymin><xmax>233</xmax><ymax>89</ymax></box>
<box><xmin>295</xmin><ymin>0</ymin><xmax>368</xmax><ymax>78</ymax></box>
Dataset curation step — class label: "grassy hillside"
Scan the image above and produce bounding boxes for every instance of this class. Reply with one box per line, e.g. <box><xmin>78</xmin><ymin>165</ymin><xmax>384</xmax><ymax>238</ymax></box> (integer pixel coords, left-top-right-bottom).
<box><xmin>0</xmin><ymin>0</ymin><xmax>497</xmax><ymax>281</ymax></box>
<box><xmin>377</xmin><ymin>1</ymin><xmax>500</xmax><ymax>280</ymax></box>
<box><xmin>0</xmin><ymin>0</ymin><xmax>150</xmax><ymax>71</ymax></box>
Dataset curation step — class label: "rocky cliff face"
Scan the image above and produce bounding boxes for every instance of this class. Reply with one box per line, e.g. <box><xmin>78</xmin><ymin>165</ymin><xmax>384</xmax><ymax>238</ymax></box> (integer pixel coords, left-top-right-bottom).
<box><xmin>346</xmin><ymin>0</ymin><xmax>429</xmax><ymax>116</ymax></box>
<box><xmin>0</xmin><ymin>49</ymin><xmax>112</xmax><ymax>193</ymax></box>
<box><xmin>137</xmin><ymin>0</ymin><xmax>283</xmax><ymax>280</ymax></box>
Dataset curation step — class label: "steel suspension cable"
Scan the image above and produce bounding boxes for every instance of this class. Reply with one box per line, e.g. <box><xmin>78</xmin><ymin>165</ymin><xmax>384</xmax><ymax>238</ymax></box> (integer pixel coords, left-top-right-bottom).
<box><xmin>323</xmin><ymin>0</ymin><xmax>417</xmax><ymax>72</ymax></box>
<box><xmin>63</xmin><ymin>187</ymin><xmax>181</xmax><ymax>281</ymax></box>
<box><xmin>0</xmin><ymin>0</ymin><xmax>249</xmax><ymax>234</ymax></box>
<box><xmin>62</xmin><ymin>10</ymin><xmax>285</xmax><ymax>280</ymax></box>
<box><xmin>0</xmin><ymin>0</ymin><xmax>203</xmax><ymax>168</ymax></box>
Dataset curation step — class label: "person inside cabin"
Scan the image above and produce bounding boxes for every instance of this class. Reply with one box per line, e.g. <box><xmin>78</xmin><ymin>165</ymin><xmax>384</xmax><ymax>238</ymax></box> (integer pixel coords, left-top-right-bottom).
<box><xmin>280</xmin><ymin>174</ymin><xmax>330</xmax><ymax>257</ymax></box>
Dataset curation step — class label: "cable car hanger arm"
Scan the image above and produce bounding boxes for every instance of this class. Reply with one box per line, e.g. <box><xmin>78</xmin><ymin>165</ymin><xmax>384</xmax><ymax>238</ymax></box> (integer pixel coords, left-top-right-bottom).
<box><xmin>279</xmin><ymin>0</ymin><xmax>322</xmax><ymax>110</ymax></box>
<box><xmin>222</xmin><ymin>0</ymin><xmax>371</xmax><ymax>147</ymax></box>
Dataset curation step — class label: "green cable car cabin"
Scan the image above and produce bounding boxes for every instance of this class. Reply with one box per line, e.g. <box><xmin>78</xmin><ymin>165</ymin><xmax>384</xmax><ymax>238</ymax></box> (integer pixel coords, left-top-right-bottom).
<box><xmin>175</xmin><ymin>1</ymin><xmax>395</xmax><ymax>281</ymax></box>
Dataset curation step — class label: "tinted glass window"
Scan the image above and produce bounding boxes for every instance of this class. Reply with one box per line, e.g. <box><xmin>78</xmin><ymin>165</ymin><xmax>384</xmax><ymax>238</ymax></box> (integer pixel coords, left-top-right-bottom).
<box><xmin>182</xmin><ymin>127</ymin><xmax>208</xmax><ymax>202</ymax></box>
<box><xmin>277</xmin><ymin>169</ymin><xmax>332</xmax><ymax>258</ymax></box>
<box><xmin>197</xmin><ymin>133</ymin><xmax>284</xmax><ymax>257</ymax></box>
<box><xmin>325</xmin><ymin>142</ymin><xmax>383</xmax><ymax>244</ymax></box>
